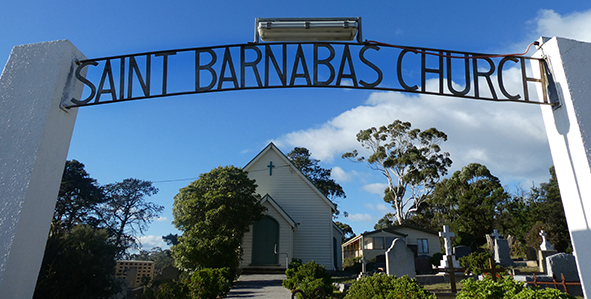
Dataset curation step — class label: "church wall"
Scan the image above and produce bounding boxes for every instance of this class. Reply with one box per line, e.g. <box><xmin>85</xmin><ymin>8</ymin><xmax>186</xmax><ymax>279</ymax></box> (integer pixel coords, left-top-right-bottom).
<box><xmin>247</xmin><ymin>149</ymin><xmax>335</xmax><ymax>270</ymax></box>
<box><xmin>240</xmin><ymin>201</ymin><xmax>293</xmax><ymax>268</ymax></box>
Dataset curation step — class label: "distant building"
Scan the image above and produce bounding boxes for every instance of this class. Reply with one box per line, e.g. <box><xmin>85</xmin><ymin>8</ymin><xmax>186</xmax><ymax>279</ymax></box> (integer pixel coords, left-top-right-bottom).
<box><xmin>115</xmin><ymin>260</ymin><xmax>155</xmax><ymax>288</ymax></box>
<box><xmin>342</xmin><ymin>225</ymin><xmax>441</xmax><ymax>262</ymax></box>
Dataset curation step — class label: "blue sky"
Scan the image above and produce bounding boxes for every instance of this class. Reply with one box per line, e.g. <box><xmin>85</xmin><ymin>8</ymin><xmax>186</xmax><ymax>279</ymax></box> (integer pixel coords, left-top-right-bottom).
<box><xmin>2</xmin><ymin>1</ymin><xmax>591</xmax><ymax>250</ymax></box>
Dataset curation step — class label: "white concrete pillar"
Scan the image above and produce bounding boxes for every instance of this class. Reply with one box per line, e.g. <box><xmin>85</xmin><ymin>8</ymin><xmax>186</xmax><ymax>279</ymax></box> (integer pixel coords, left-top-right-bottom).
<box><xmin>535</xmin><ymin>36</ymin><xmax>591</xmax><ymax>298</ymax></box>
<box><xmin>0</xmin><ymin>40</ymin><xmax>85</xmax><ymax>298</ymax></box>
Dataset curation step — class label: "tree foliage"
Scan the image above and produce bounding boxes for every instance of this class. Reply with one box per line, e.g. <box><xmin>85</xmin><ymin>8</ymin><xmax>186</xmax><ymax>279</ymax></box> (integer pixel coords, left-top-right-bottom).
<box><xmin>498</xmin><ymin>166</ymin><xmax>571</xmax><ymax>252</ymax></box>
<box><xmin>53</xmin><ymin>160</ymin><xmax>105</xmax><ymax>229</ymax></box>
<box><xmin>429</xmin><ymin>163</ymin><xmax>509</xmax><ymax>249</ymax></box>
<box><xmin>334</xmin><ymin>221</ymin><xmax>355</xmax><ymax>242</ymax></box>
<box><xmin>171</xmin><ymin>166</ymin><xmax>265</xmax><ymax>277</ymax></box>
<box><xmin>34</xmin><ymin>225</ymin><xmax>121</xmax><ymax>299</ymax></box>
<box><xmin>98</xmin><ymin>178</ymin><xmax>163</xmax><ymax>252</ymax></box>
<box><xmin>35</xmin><ymin>160</ymin><xmax>164</xmax><ymax>298</ymax></box>
<box><xmin>343</xmin><ymin>120</ymin><xmax>452</xmax><ymax>225</ymax></box>
<box><xmin>131</xmin><ymin>247</ymin><xmax>175</xmax><ymax>275</ymax></box>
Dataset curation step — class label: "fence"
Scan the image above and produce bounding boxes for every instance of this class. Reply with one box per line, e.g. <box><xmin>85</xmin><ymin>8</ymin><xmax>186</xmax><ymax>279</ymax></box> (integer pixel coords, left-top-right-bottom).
<box><xmin>526</xmin><ymin>273</ymin><xmax>581</xmax><ymax>295</ymax></box>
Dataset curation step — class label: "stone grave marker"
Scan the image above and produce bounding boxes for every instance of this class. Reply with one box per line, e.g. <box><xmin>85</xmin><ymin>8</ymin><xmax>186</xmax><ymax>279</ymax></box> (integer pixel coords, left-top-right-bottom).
<box><xmin>415</xmin><ymin>255</ymin><xmax>433</xmax><ymax>274</ymax></box>
<box><xmin>438</xmin><ymin>225</ymin><xmax>459</xmax><ymax>268</ymax></box>
<box><xmin>453</xmin><ymin>245</ymin><xmax>472</xmax><ymax>259</ymax></box>
<box><xmin>538</xmin><ymin>230</ymin><xmax>557</xmax><ymax>273</ymax></box>
<box><xmin>526</xmin><ymin>247</ymin><xmax>538</xmax><ymax>261</ymax></box>
<box><xmin>539</xmin><ymin>230</ymin><xmax>554</xmax><ymax>251</ymax></box>
<box><xmin>385</xmin><ymin>238</ymin><xmax>416</xmax><ymax>278</ymax></box>
<box><xmin>494</xmin><ymin>239</ymin><xmax>514</xmax><ymax>267</ymax></box>
<box><xmin>547</xmin><ymin>253</ymin><xmax>580</xmax><ymax>281</ymax></box>
<box><xmin>538</xmin><ymin>250</ymin><xmax>558</xmax><ymax>273</ymax></box>
<box><xmin>491</xmin><ymin>230</ymin><xmax>514</xmax><ymax>267</ymax></box>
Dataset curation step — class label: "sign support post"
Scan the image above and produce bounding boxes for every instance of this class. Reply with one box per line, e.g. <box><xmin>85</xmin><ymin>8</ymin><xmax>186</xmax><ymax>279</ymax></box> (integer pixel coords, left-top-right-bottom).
<box><xmin>0</xmin><ymin>40</ymin><xmax>85</xmax><ymax>298</ymax></box>
<box><xmin>535</xmin><ymin>36</ymin><xmax>591</xmax><ymax>298</ymax></box>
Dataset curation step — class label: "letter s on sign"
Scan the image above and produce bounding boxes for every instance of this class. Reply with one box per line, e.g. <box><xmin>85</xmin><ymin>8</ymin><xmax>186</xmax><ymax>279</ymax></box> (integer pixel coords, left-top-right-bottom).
<box><xmin>71</xmin><ymin>60</ymin><xmax>98</xmax><ymax>105</ymax></box>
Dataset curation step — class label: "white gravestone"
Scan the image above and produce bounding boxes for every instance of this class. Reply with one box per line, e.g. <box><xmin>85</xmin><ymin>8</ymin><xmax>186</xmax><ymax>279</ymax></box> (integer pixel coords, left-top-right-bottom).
<box><xmin>385</xmin><ymin>238</ymin><xmax>415</xmax><ymax>278</ymax></box>
<box><xmin>438</xmin><ymin>225</ymin><xmax>459</xmax><ymax>268</ymax></box>
<box><xmin>539</xmin><ymin>230</ymin><xmax>554</xmax><ymax>251</ymax></box>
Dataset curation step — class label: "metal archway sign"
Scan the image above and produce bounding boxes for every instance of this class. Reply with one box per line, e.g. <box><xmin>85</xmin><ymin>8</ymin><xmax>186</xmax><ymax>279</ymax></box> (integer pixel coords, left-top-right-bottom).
<box><xmin>63</xmin><ymin>41</ymin><xmax>554</xmax><ymax>108</ymax></box>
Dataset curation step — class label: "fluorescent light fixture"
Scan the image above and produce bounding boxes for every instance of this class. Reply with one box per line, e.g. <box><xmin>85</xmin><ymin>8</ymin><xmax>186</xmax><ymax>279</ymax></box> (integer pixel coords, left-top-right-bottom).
<box><xmin>254</xmin><ymin>17</ymin><xmax>362</xmax><ymax>43</ymax></box>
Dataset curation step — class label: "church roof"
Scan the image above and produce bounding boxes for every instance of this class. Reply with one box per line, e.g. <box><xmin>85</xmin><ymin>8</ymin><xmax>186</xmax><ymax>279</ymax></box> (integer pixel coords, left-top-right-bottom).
<box><xmin>244</xmin><ymin>142</ymin><xmax>337</xmax><ymax>212</ymax></box>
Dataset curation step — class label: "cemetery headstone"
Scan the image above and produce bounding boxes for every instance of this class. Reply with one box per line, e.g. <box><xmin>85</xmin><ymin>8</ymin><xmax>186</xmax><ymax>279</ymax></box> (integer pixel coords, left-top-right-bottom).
<box><xmin>415</xmin><ymin>255</ymin><xmax>433</xmax><ymax>274</ymax></box>
<box><xmin>492</xmin><ymin>230</ymin><xmax>514</xmax><ymax>267</ymax></box>
<box><xmin>526</xmin><ymin>247</ymin><xmax>538</xmax><ymax>261</ymax></box>
<box><xmin>539</xmin><ymin>230</ymin><xmax>554</xmax><ymax>251</ymax></box>
<box><xmin>538</xmin><ymin>230</ymin><xmax>557</xmax><ymax>273</ymax></box>
<box><xmin>485</xmin><ymin>234</ymin><xmax>494</xmax><ymax>250</ymax></box>
<box><xmin>439</xmin><ymin>225</ymin><xmax>460</xmax><ymax>268</ymax></box>
<box><xmin>385</xmin><ymin>238</ymin><xmax>416</xmax><ymax>278</ymax></box>
<box><xmin>491</xmin><ymin>229</ymin><xmax>502</xmax><ymax>240</ymax></box>
<box><xmin>453</xmin><ymin>245</ymin><xmax>472</xmax><ymax>259</ymax></box>
<box><xmin>538</xmin><ymin>249</ymin><xmax>558</xmax><ymax>273</ymax></box>
<box><xmin>546</xmin><ymin>253</ymin><xmax>580</xmax><ymax>281</ymax></box>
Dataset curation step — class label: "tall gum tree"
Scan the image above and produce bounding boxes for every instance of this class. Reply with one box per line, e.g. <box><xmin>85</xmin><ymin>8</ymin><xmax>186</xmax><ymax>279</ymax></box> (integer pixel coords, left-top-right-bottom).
<box><xmin>343</xmin><ymin>120</ymin><xmax>452</xmax><ymax>225</ymax></box>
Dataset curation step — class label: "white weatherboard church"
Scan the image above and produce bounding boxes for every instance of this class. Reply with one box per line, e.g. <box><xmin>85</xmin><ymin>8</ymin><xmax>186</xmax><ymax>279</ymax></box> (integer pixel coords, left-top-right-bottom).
<box><xmin>240</xmin><ymin>143</ymin><xmax>343</xmax><ymax>271</ymax></box>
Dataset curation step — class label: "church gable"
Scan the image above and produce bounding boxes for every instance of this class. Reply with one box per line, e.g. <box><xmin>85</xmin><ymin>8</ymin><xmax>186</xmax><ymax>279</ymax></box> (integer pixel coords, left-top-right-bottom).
<box><xmin>244</xmin><ymin>143</ymin><xmax>336</xmax><ymax>212</ymax></box>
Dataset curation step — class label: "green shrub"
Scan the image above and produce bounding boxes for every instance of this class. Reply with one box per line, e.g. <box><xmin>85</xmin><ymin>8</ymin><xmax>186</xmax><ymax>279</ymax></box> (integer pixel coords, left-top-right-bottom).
<box><xmin>344</xmin><ymin>274</ymin><xmax>434</xmax><ymax>299</ymax></box>
<box><xmin>343</xmin><ymin>256</ymin><xmax>363</xmax><ymax>274</ymax></box>
<box><xmin>282</xmin><ymin>260</ymin><xmax>333</xmax><ymax>298</ymax></box>
<box><xmin>457</xmin><ymin>273</ymin><xmax>576</xmax><ymax>299</ymax></box>
<box><xmin>289</xmin><ymin>258</ymin><xmax>303</xmax><ymax>269</ymax></box>
<box><xmin>187</xmin><ymin>268</ymin><xmax>232</xmax><ymax>299</ymax></box>
<box><xmin>458</xmin><ymin>251</ymin><xmax>495</xmax><ymax>275</ymax></box>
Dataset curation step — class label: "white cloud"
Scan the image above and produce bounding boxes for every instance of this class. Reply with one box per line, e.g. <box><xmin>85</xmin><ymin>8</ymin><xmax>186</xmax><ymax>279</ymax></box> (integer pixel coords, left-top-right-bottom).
<box><xmin>362</xmin><ymin>183</ymin><xmax>388</xmax><ymax>195</ymax></box>
<box><xmin>347</xmin><ymin>213</ymin><xmax>374</xmax><ymax>222</ymax></box>
<box><xmin>377</xmin><ymin>204</ymin><xmax>390</xmax><ymax>213</ymax></box>
<box><xmin>364</xmin><ymin>203</ymin><xmax>390</xmax><ymax>213</ymax></box>
<box><xmin>275</xmin><ymin>83</ymin><xmax>552</xmax><ymax>186</ymax></box>
<box><xmin>155</xmin><ymin>216</ymin><xmax>169</xmax><ymax>222</ymax></box>
<box><xmin>531</xmin><ymin>9</ymin><xmax>591</xmax><ymax>43</ymax></box>
<box><xmin>138</xmin><ymin>235</ymin><xmax>165</xmax><ymax>250</ymax></box>
<box><xmin>331</xmin><ymin>166</ymin><xmax>353</xmax><ymax>182</ymax></box>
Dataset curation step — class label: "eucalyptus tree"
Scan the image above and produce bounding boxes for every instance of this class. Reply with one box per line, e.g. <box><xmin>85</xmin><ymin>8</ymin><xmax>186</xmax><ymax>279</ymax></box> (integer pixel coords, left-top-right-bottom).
<box><xmin>343</xmin><ymin>120</ymin><xmax>452</xmax><ymax>225</ymax></box>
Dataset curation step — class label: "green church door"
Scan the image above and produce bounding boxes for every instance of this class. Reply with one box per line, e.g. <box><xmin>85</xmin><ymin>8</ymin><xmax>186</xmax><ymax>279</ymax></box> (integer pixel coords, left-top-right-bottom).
<box><xmin>252</xmin><ymin>216</ymin><xmax>279</xmax><ymax>265</ymax></box>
